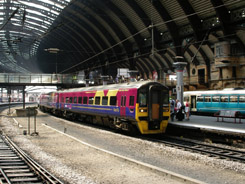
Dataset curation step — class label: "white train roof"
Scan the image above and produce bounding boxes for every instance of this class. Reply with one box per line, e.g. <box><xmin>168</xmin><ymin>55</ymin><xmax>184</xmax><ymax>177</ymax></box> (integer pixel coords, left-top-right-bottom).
<box><xmin>57</xmin><ymin>81</ymin><xmax>165</xmax><ymax>93</ymax></box>
<box><xmin>184</xmin><ymin>89</ymin><xmax>245</xmax><ymax>96</ymax></box>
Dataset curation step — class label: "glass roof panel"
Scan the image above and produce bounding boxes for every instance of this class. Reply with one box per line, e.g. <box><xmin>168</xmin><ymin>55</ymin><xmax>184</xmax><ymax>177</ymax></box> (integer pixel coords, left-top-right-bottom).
<box><xmin>0</xmin><ymin>0</ymin><xmax>71</xmax><ymax>73</ymax></box>
<box><xmin>18</xmin><ymin>1</ymin><xmax>51</xmax><ymax>12</ymax></box>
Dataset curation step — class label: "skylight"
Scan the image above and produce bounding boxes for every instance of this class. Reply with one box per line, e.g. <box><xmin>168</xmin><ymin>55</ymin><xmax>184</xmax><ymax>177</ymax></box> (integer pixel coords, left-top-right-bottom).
<box><xmin>18</xmin><ymin>1</ymin><xmax>51</xmax><ymax>12</ymax></box>
<box><xmin>0</xmin><ymin>0</ymin><xmax>70</xmax><ymax>73</ymax></box>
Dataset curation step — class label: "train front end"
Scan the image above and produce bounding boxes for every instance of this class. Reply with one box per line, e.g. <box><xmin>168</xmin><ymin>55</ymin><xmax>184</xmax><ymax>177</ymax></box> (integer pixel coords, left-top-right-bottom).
<box><xmin>135</xmin><ymin>83</ymin><xmax>170</xmax><ymax>134</ymax></box>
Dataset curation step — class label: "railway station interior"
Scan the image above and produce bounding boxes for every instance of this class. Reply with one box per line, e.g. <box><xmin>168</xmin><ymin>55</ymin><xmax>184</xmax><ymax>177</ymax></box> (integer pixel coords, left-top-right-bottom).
<box><xmin>0</xmin><ymin>0</ymin><xmax>245</xmax><ymax>184</ymax></box>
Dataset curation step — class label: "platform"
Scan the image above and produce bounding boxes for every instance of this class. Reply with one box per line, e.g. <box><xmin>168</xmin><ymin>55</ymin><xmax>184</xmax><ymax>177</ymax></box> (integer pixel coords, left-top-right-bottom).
<box><xmin>169</xmin><ymin>115</ymin><xmax>245</xmax><ymax>135</ymax></box>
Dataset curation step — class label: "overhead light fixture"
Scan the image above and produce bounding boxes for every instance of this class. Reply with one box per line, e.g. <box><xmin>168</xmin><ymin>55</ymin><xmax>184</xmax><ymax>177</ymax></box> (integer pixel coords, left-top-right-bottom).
<box><xmin>44</xmin><ymin>48</ymin><xmax>60</xmax><ymax>53</ymax></box>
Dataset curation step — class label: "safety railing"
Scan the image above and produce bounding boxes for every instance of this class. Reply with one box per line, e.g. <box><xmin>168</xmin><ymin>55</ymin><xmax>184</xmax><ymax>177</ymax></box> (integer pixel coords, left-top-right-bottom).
<box><xmin>0</xmin><ymin>73</ymin><xmax>75</xmax><ymax>84</ymax></box>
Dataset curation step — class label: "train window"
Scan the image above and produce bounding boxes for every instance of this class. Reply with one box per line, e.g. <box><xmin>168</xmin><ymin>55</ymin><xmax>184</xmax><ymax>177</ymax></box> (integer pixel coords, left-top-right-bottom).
<box><xmin>89</xmin><ymin>97</ymin><xmax>94</xmax><ymax>104</ymax></box>
<box><xmin>230</xmin><ymin>96</ymin><xmax>238</xmax><ymax>102</ymax></box>
<box><xmin>184</xmin><ymin>96</ymin><xmax>189</xmax><ymax>102</ymax></box>
<box><xmin>212</xmin><ymin>96</ymin><xmax>220</xmax><ymax>102</ymax></box>
<box><xmin>74</xmin><ymin>97</ymin><xmax>77</xmax><ymax>103</ymax></box>
<box><xmin>66</xmin><ymin>97</ymin><xmax>69</xmax><ymax>103</ymax></box>
<box><xmin>121</xmin><ymin>96</ymin><xmax>124</xmax><ymax>106</ymax></box>
<box><xmin>138</xmin><ymin>90</ymin><xmax>147</xmax><ymax>107</ymax></box>
<box><xmin>152</xmin><ymin>91</ymin><xmax>159</xmax><ymax>104</ymax></box>
<box><xmin>78</xmin><ymin>97</ymin><xmax>82</xmax><ymax>104</ymax></box>
<box><xmin>95</xmin><ymin>97</ymin><xmax>100</xmax><ymax>105</ymax></box>
<box><xmin>129</xmin><ymin>96</ymin><xmax>134</xmax><ymax>106</ymax></box>
<box><xmin>123</xmin><ymin>96</ymin><xmax>126</xmax><ymax>106</ymax></box>
<box><xmin>110</xmin><ymin>96</ymin><xmax>117</xmax><ymax>106</ymax></box>
<box><xmin>204</xmin><ymin>96</ymin><xmax>211</xmax><ymax>102</ymax></box>
<box><xmin>162</xmin><ymin>90</ymin><xmax>169</xmax><ymax>105</ymax></box>
<box><xmin>102</xmin><ymin>96</ymin><xmax>108</xmax><ymax>105</ymax></box>
<box><xmin>83</xmin><ymin>97</ymin><xmax>88</xmax><ymax>104</ymax></box>
<box><xmin>220</xmin><ymin>96</ymin><xmax>228</xmax><ymax>102</ymax></box>
<box><xmin>197</xmin><ymin>96</ymin><xmax>203</xmax><ymax>102</ymax></box>
<box><xmin>69</xmin><ymin>97</ymin><xmax>73</xmax><ymax>103</ymax></box>
<box><xmin>120</xmin><ymin>96</ymin><xmax>126</xmax><ymax>106</ymax></box>
<box><xmin>239</xmin><ymin>95</ymin><xmax>245</xmax><ymax>103</ymax></box>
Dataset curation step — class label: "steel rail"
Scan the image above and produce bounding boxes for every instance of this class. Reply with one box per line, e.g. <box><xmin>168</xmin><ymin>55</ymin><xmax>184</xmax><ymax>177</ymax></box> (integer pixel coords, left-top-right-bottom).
<box><xmin>0</xmin><ymin>134</ymin><xmax>64</xmax><ymax>184</ymax></box>
<box><xmin>144</xmin><ymin>135</ymin><xmax>245</xmax><ymax>163</ymax></box>
<box><xmin>0</xmin><ymin>168</ymin><xmax>11</xmax><ymax>184</ymax></box>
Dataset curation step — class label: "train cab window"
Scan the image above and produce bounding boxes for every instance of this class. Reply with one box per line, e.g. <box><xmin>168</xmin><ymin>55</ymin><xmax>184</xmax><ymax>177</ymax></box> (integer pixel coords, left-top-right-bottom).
<box><xmin>220</xmin><ymin>96</ymin><xmax>228</xmax><ymax>102</ymax></box>
<box><xmin>110</xmin><ymin>96</ymin><xmax>117</xmax><ymax>106</ymax></box>
<box><xmin>102</xmin><ymin>96</ymin><xmax>108</xmax><ymax>105</ymax></box>
<box><xmin>204</xmin><ymin>96</ymin><xmax>211</xmax><ymax>102</ymax></box>
<box><xmin>152</xmin><ymin>91</ymin><xmax>159</xmax><ymax>103</ymax></box>
<box><xmin>78</xmin><ymin>97</ymin><xmax>82</xmax><ymax>104</ymax></box>
<box><xmin>239</xmin><ymin>95</ymin><xmax>245</xmax><ymax>103</ymax></box>
<box><xmin>197</xmin><ymin>96</ymin><xmax>203</xmax><ymax>102</ymax></box>
<box><xmin>138</xmin><ymin>90</ymin><xmax>147</xmax><ymax>107</ymax></box>
<box><xmin>69</xmin><ymin>97</ymin><xmax>73</xmax><ymax>103</ymax></box>
<box><xmin>162</xmin><ymin>90</ymin><xmax>169</xmax><ymax>106</ymax></box>
<box><xmin>129</xmin><ymin>96</ymin><xmax>134</xmax><ymax>106</ymax></box>
<box><xmin>95</xmin><ymin>97</ymin><xmax>100</xmax><ymax>105</ymax></box>
<box><xmin>74</xmin><ymin>97</ymin><xmax>77</xmax><ymax>103</ymax></box>
<box><xmin>212</xmin><ymin>96</ymin><xmax>220</xmax><ymax>102</ymax></box>
<box><xmin>89</xmin><ymin>97</ymin><xmax>94</xmax><ymax>104</ymax></box>
<box><xmin>83</xmin><ymin>97</ymin><xmax>88</xmax><ymax>104</ymax></box>
<box><xmin>230</xmin><ymin>96</ymin><xmax>238</xmax><ymax>102</ymax></box>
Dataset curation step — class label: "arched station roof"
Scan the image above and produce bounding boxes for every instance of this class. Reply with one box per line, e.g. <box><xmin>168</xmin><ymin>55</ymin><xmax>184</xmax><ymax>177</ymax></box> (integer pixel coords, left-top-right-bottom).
<box><xmin>0</xmin><ymin>0</ymin><xmax>245</xmax><ymax>78</ymax></box>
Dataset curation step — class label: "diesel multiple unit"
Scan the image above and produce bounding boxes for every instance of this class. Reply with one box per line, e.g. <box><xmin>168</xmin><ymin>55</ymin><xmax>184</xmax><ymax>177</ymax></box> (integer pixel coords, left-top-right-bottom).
<box><xmin>39</xmin><ymin>81</ymin><xmax>170</xmax><ymax>134</ymax></box>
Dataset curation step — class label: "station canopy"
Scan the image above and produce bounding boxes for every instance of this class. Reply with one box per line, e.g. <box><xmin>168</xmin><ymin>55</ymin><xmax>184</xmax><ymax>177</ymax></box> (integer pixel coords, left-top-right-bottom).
<box><xmin>0</xmin><ymin>0</ymin><xmax>244</xmax><ymax>77</ymax></box>
<box><xmin>0</xmin><ymin>0</ymin><xmax>70</xmax><ymax>73</ymax></box>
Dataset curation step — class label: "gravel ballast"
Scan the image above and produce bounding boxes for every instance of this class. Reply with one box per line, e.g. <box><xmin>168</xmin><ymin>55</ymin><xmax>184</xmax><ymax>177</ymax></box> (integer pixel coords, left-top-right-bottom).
<box><xmin>1</xmin><ymin>108</ymin><xmax>245</xmax><ymax>184</ymax></box>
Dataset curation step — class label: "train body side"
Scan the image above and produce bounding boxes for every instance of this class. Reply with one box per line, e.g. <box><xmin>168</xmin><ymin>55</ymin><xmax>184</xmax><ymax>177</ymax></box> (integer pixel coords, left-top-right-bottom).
<box><xmin>39</xmin><ymin>81</ymin><xmax>170</xmax><ymax>134</ymax></box>
<box><xmin>184</xmin><ymin>90</ymin><xmax>245</xmax><ymax>115</ymax></box>
<box><xmin>39</xmin><ymin>92</ymin><xmax>58</xmax><ymax>112</ymax></box>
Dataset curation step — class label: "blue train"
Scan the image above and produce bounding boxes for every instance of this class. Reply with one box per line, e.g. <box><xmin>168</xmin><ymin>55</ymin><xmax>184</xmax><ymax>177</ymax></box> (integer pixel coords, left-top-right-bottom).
<box><xmin>183</xmin><ymin>89</ymin><xmax>245</xmax><ymax>115</ymax></box>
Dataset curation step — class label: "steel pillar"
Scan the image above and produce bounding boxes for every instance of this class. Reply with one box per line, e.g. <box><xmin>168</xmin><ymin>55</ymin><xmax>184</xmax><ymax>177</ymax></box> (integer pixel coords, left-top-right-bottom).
<box><xmin>173</xmin><ymin>57</ymin><xmax>187</xmax><ymax>105</ymax></box>
<box><xmin>22</xmin><ymin>86</ymin><xmax>25</xmax><ymax>109</ymax></box>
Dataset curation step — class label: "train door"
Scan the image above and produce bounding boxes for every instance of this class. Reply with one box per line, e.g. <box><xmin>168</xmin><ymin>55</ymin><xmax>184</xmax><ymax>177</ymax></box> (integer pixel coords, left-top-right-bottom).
<box><xmin>120</xmin><ymin>90</ymin><xmax>126</xmax><ymax>117</ymax></box>
<box><xmin>149</xmin><ymin>86</ymin><xmax>163</xmax><ymax>121</ymax></box>
<box><xmin>191</xmin><ymin>95</ymin><xmax>196</xmax><ymax>111</ymax></box>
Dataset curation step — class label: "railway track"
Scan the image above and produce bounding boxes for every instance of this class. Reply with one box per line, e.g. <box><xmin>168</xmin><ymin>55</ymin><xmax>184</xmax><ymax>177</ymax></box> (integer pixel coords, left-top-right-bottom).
<box><xmin>0</xmin><ymin>133</ymin><xmax>63</xmax><ymax>184</ymax></box>
<box><xmin>145</xmin><ymin>135</ymin><xmax>245</xmax><ymax>163</ymax></box>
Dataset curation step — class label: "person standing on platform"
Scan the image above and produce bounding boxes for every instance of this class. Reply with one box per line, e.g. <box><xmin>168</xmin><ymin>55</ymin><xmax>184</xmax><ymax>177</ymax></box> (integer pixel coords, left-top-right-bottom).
<box><xmin>176</xmin><ymin>99</ymin><xmax>184</xmax><ymax>121</ymax></box>
<box><xmin>185</xmin><ymin>100</ymin><xmax>190</xmax><ymax>120</ymax></box>
<box><xmin>176</xmin><ymin>99</ymin><xmax>181</xmax><ymax>112</ymax></box>
<box><xmin>170</xmin><ymin>98</ymin><xmax>175</xmax><ymax>121</ymax></box>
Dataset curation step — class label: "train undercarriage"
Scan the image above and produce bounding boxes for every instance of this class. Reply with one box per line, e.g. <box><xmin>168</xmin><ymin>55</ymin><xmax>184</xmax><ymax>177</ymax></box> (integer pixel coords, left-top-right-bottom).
<box><xmin>39</xmin><ymin>106</ymin><xmax>139</xmax><ymax>134</ymax></box>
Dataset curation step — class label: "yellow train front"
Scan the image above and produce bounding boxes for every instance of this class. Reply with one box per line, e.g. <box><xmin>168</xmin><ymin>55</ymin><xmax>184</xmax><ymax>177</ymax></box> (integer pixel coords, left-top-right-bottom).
<box><xmin>134</xmin><ymin>82</ymin><xmax>170</xmax><ymax>134</ymax></box>
<box><xmin>39</xmin><ymin>81</ymin><xmax>170</xmax><ymax>134</ymax></box>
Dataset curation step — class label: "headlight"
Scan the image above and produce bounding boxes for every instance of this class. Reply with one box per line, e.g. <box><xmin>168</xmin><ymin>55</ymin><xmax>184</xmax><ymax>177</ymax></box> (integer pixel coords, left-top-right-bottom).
<box><xmin>163</xmin><ymin>109</ymin><xmax>169</xmax><ymax>112</ymax></box>
<box><xmin>139</xmin><ymin>109</ymin><xmax>147</xmax><ymax>112</ymax></box>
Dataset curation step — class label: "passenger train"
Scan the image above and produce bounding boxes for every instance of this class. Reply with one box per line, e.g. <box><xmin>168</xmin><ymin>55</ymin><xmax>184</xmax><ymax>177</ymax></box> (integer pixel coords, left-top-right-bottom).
<box><xmin>38</xmin><ymin>81</ymin><xmax>170</xmax><ymax>134</ymax></box>
<box><xmin>183</xmin><ymin>89</ymin><xmax>245</xmax><ymax>115</ymax></box>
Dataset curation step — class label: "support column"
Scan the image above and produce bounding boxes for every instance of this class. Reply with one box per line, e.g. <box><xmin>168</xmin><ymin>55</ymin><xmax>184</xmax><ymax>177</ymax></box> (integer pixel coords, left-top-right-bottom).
<box><xmin>22</xmin><ymin>86</ymin><xmax>25</xmax><ymax>109</ymax></box>
<box><xmin>173</xmin><ymin>57</ymin><xmax>187</xmax><ymax>105</ymax></box>
<box><xmin>1</xmin><ymin>88</ymin><xmax>3</xmax><ymax>102</ymax></box>
<box><xmin>17</xmin><ymin>89</ymin><xmax>19</xmax><ymax>102</ymax></box>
